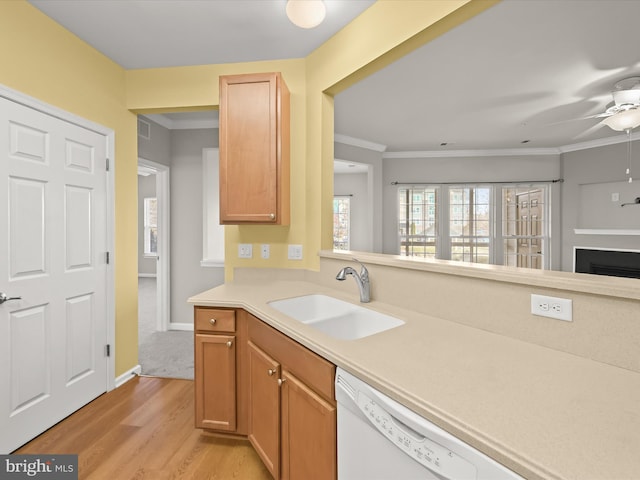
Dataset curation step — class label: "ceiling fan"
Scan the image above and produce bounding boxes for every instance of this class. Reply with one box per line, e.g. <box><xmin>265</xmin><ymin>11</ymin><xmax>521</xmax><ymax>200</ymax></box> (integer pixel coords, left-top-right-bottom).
<box><xmin>592</xmin><ymin>77</ymin><xmax>640</xmax><ymax>131</ymax></box>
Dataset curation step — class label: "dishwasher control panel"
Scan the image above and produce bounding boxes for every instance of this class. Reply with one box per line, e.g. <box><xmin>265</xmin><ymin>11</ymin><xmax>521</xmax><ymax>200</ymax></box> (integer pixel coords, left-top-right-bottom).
<box><xmin>357</xmin><ymin>391</ymin><xmax>477</xmax><ymax>479</ymax></box>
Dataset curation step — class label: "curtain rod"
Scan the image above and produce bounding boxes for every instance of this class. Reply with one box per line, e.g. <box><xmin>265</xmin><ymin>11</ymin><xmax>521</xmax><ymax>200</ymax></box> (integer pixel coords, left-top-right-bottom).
<box><xmin>390</xmin><ymin>179</ymin><xmax>564</xmax><ymax>186</ymax></box>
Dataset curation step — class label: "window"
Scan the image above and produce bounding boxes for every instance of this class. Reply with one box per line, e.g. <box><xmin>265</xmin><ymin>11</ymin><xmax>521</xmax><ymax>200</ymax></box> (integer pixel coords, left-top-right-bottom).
<box><xmin>143</xmin><ymin>197</ymin><xmax>158</xmax><ymax>256</ymax></box>
<box><xmin>398</xmin><ymin>184</ymin><xmax>549</xmax><ymax>269</ymax></box>
<box><xmin>398</xmin><ymin>187</ymin><xmax>437</xmax><ymax>258</ymax></box>
<box><xmin>202</xmin><ymin>148</ymin><xmax>225</xmax><ymax>266</ymax></box>
<box><xmin>449</xmin><ymin>186</ymin><xmax>491</xmax><ymax>264</ymax></box>
<box><xmin>333</xmin><ymin>196</ymin><xmax>351</xmax><ymax>250</ymax></box>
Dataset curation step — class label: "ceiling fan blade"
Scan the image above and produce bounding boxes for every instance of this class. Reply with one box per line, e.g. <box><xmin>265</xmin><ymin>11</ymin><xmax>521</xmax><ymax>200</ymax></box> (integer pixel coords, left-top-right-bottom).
<box><xmin>572</xmin><ymin>121</ymin><xmax>606</xmax><ymax>140</ymax></box>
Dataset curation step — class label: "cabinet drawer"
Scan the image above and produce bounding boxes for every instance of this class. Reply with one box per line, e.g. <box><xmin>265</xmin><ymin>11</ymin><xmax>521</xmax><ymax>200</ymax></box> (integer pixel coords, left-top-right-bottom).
<box><xmin>195</xmin><ymin>307</ymin><xmax>236</xmax><ymax>332</ymax></box>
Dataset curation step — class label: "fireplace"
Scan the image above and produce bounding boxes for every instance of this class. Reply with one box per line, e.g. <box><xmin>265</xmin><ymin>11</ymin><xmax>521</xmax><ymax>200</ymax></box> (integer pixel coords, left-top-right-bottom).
<box><xmin>574</xmin><ymin>248</ymin><xmax>640</xmax><ymax>279</ymax></box>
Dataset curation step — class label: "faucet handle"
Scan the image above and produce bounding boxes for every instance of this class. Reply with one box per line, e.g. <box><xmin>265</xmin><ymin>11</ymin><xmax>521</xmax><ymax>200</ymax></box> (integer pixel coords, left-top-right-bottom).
<box><xmin>352</xmin><ymin>258</ymin><xmax>369</xmax><ymax>280</ymax></box>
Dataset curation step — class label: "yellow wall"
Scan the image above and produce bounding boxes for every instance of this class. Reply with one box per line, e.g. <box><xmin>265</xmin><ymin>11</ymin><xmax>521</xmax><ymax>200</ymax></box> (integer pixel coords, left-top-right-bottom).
<box><xmin>1</xmin><ymin>0</ymin><xmax>498</xmax><ymax>377</ymax></box>
<box><xmin>0</xmin><ymin>1</ymin><xmax>138</xmax><ymax>377</ymax></box>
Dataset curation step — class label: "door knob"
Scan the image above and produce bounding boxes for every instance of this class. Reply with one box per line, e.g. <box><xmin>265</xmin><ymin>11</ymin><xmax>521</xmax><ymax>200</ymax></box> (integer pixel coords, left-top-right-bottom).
<box><xmin>0</xmin><ymin>293</ymin><xmax>21</xmax><ymax>305</ymax></box>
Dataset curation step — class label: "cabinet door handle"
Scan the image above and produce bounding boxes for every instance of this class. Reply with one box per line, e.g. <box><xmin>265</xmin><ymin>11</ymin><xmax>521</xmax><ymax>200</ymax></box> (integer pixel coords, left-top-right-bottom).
<box><xmin>277</xmin><ymin>378</ymin><xmax>286</xmax><ymax>386</ymax></box>
<box><xmin>269</xmin><ymin>213</ymin><xmax>275</xmax><ymax>220</ymax></box>
<box><xmin>268</xmin><ymin>369</ymin><xmax>276</xmax><ymax>376</ymax></box>
<box><xmin>209</xmin><ymin>318</ymin><xmax>217</xmax><ymax>325</ymax></box>
<box><xmin>226</xmin><ymin>340</ymin><xmax>233</xmax><ymax>348</ymax></box>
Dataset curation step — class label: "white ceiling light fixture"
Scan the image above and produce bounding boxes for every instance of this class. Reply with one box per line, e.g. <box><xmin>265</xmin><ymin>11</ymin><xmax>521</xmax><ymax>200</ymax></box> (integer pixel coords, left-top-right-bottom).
<box><xmin>601</xmin><ymin>108</ymin><xmax>640</xmax><ymax>131</ymax></box>
<box><xmin>596</xmin><ymin>77</ymin><xmax>640</xmax><ymax>131</ymax></box>
<box><xmin>286</xmin><ymin>0</ymin><xmax>326</xmax><ymax>29</ymax></box>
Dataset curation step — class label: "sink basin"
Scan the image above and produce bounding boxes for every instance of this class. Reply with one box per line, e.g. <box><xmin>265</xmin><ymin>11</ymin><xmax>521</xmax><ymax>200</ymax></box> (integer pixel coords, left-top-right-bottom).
<box><xmin>268</xmin><ymin>294</ymin><xmax>404</xmax><ymax>340</ymax></box>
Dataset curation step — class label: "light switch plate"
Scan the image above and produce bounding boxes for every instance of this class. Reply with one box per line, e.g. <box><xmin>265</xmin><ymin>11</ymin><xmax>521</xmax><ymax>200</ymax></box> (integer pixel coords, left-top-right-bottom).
<box><xmin>238</xmin><ymin>244</ymin><xmax>252</xmax><ymax>259</ymax></box>
<box><xmin>288</xmin><ymin>244</ymin><xmax>303</xmax><ymax>260</ymax></box>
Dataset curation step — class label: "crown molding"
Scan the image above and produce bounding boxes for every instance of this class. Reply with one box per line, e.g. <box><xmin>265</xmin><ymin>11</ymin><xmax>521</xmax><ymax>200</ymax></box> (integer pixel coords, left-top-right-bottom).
<box><xmin>143</xmin><ymin>114</ymin><xmax>219</xmax><ymax>130</ymax></box>
<box><xmin>383</xmin><ymin>148</ymin><xmax>560</xmax><ymax>158</ymax></box>
<box><xmin>334</xmin><ymin>134</ymin><xmax>387</xmax><ymax>152</ymax></box>
<box><xmin>334</xmin><ymin>131</ymin><xmax>635</xmax><ymax>158</ymax></box>
<box><xmin>558</xmin><ymin>133</ymin><xmax>630</xmax><ymax>153</ymax></box>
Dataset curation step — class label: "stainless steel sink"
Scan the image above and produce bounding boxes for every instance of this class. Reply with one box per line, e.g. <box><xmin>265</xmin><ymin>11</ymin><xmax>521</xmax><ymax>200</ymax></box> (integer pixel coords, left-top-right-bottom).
<box><xmin>268</xmin><ymin>294</ymin><xmax>404</xmax><ymax>340</ymax></box>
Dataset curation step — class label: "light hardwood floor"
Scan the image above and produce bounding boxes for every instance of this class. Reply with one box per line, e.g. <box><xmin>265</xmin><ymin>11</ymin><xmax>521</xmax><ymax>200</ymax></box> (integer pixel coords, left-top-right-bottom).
<box><xmin>15</xmin><ymin>376</ymin><xmax>272</xmax><ymax>480</ymax></box>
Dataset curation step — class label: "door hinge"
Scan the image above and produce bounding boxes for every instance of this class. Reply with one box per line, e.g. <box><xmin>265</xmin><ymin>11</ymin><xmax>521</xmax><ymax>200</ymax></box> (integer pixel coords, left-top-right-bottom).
<box><xmin>106</xmin><ymin>158</ymin><xmax>110</xmax><ymax>171</ymax></box>
<box><xmin>105</xmin><ymin>344</ymin><xmax>111</xmax><ymax>357</ymax></box>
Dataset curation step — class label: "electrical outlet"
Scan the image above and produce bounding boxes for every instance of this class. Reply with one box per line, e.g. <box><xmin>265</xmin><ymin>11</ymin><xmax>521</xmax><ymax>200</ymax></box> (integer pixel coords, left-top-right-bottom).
<box><xmin>288</xmin><ymin>244</ymin><xmax>303</xmax><ymax>260</ymax></box>
<box><xmin>531</xmin><ymin>294</ymin><xmax>572</xmax><ymax>322</ymax></box>
<box><xmin>238</xmin><ymin>244</ymin><xmax>252</xmax><ymax>259</ymax></box>
<box><xmin>261</xmin><ymin>244</ymin><xmax>270</xmax><ymax>259</ymax></box>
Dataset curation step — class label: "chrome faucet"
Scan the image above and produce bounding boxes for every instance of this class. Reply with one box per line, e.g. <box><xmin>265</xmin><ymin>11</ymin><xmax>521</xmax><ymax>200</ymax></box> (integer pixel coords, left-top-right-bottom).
<box><xmin>336</xmin><ymin>260</ymin><xmax>370</xmax><ymax>303</ymax></box>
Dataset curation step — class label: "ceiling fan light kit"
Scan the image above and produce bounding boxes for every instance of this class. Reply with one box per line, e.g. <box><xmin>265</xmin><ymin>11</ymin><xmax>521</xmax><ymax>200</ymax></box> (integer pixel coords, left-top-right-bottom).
<box><xmin>601</xmin><ymin>108</ymin><xmax>640</xmax><ymax>131</ymax></box>
<box><xmin>286</xmin><ymin>0</ymin><xmax>326</xmax><ymax>29</ymax></box>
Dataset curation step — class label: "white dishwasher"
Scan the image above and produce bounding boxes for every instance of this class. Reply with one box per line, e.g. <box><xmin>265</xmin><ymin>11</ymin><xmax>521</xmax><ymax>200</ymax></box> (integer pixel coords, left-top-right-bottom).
<box><xmin>335</xmin><ymin>368</ymin><xmax>524</xmax><ymax>480</ymax></box>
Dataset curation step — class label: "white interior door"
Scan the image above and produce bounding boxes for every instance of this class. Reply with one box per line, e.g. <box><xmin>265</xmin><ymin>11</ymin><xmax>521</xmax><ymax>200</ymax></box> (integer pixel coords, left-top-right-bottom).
<box><xmin>0</xmin><ymin>96</ymin><xmax>109</xmax><ymax>453</ymax></box>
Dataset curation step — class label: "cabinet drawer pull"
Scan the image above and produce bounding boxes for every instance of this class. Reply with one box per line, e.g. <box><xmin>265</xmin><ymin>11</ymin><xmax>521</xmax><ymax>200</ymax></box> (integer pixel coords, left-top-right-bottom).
<box><xmin>269</xmin><ymin>213</ymin><xmax>275</xmax><ymax>220</ymax></box>
<box><xmin>226</xmin><ymin>340</ymin><xmax>233</xmax><ymax>348</ymax></box>
<box><xmin>268</xmin><ymin>369</ymin><xmax>276</xmax><ymax>376</ymax></box>
<box><xmin>209</xmin><ymin>318</ymin><xmax>217</xmax><ymax>325</ymax></box>
<box><xmin>277</xmin><ymin>378</ymin><xmax>286</xmax><ymax>386</ymax></box>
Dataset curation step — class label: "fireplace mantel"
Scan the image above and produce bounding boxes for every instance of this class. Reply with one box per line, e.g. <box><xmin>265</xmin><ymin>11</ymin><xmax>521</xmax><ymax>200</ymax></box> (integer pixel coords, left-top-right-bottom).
<box><xmin>574</xmin><ymin>229</ymin><xmax>640</xmax><ymax>236</ymax></box>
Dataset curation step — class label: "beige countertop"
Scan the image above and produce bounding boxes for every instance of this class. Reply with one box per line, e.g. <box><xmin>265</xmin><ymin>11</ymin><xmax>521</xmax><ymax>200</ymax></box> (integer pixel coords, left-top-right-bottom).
<box><xmin>189</xmin><ymin>280</ymin><xmax>640</xmax><ymax>480</ymax></box>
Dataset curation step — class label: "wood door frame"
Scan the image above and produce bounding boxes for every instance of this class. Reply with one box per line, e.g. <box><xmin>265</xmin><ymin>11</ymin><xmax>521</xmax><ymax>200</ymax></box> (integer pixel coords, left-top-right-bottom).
<box><xmin>137</xmin><ymin>157</ymin><xmax>171</xmax><ymax>332</ymax></box>
<box><xmin>0</xmin><ymin>83</ymin><xmax>116</xmax><ymax>391</ymax></box>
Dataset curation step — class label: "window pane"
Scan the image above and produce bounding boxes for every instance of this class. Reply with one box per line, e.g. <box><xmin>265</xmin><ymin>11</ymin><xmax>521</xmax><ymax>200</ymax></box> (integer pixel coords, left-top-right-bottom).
<box><xmin>333</xmin><ymin>197</ymin><xmax>350</xmax><ymax>250</ymax></box>
<box><xmin>448</xmin><ymin>187</ymin><xmax>491</xmax><ymax>264</ymax></box>
<box><xmin>398</xmin><ymin>187</ymin><xmax>437</xmax><ymax>258</ymax></box>
<box><xmin>144</xmin><ymin>197</ymin><xmax>158</xmax><ymax>256</ymax></box>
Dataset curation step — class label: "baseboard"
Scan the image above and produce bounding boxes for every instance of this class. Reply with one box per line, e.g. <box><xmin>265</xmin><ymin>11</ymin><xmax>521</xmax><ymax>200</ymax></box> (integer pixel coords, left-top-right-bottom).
<box><xmin>115</xmin><ymin>365</ymin><xmax>142</xmax><ymax>388</ymax></box>
<box><xmin>169</xmin><ymin>322</ymin><xmax>194</xmax><ymax>332</ymax></box>
<box><xmin>138</xmin><ymin>273</ymin><xmax>157</xmax><ymax>278</ymax></box>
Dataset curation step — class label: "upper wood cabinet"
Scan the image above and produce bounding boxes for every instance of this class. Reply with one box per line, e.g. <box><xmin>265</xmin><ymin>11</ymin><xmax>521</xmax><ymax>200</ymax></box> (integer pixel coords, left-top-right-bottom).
<box><xmin>219</xmin><ymin>72</ymin><xmax>290</xmax><ymax>225</ymax></box>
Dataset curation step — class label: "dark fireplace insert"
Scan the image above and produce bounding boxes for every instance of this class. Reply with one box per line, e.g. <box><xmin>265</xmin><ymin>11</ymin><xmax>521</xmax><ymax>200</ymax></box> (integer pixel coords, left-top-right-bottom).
<box><xmin>574</xmin><ymin>248</ymin><xmax>640</xmax><ymax>279</ymax></box>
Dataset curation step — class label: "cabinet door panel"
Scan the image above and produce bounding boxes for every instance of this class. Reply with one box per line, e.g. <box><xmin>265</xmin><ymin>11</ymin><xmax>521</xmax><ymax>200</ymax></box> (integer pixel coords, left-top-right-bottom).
<box><xmin>281</xmin><ymin>371</ymin><xmax>336</xmax><ymax>480</ymax></box>
<box><xmin>194</xmin><ymin>334</ymin><xmax>236</xmax><ymax>431</ymax></box>
<box><xmin>219</xmin><ymin>72</ymin><xmax>290</xmax><ymax>225</ymax></box>
<box><xmin>248</xmin><ymin>341</ymin><xmax>281</xmax><ymax>479</ymax></box>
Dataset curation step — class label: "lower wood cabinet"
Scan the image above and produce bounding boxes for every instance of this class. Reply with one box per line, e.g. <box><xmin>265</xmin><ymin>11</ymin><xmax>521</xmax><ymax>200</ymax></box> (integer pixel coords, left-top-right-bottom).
<box><xmin>194</xmin><ymin>307</ymin><xmax>249</xmax><ymax>435</ymax></box>
<box><xmin>247</xmin><ymin>313</ymin><xmax>336</xmax><ymax>480</ymax></box>
<box><xmin>281</xmin><ymin>370</ymin><xmax>336</xmax><ymax>480</ymax></box>
<box><xmin>195</xmin><ymin>333</ymin><xmax>236</xmax><ymax>431</ymax></box>
<box><xmin>194</xmin><ymin>307</ymin><xmax>336</xmax><ymax>480</ymax></box>
<box><xmin>248</xmin><ymin>341</ymin><xmax>281</xmax><ymax>479</ymax></box>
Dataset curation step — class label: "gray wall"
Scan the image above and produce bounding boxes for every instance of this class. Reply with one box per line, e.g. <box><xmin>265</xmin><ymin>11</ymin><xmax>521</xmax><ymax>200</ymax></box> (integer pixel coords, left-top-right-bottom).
<box><xmin>138</xmin><ymin>174</ymin><xmax>157</xmax><ymax>275</ymax></box>
<box><xmin>334</xmin><ymin>172</ymin><xmax>370</xmax><ymax>252</ymax></box>
<box><xmin>138</xmin><ymin>116</ymin><xmax>224</xmax><ymax>327</ymax></box>
<box><xmin>561</xmin><ymin>139</ymin><xmax>640</xmax><ymax>271</ymax></box>
<box><xmin>334</xmin><ymin>142</ymin><xmax>384</xmax><ymax>252</ymax></box>
<box><xmin>170</xmin><ymin>128</ymin><xmax>224</xmax><ymax>325</ymax></box>
<box><xmin>138</xmin><ymin>117</ymin><xmax>171</xmax><ymax>166</ymax></box>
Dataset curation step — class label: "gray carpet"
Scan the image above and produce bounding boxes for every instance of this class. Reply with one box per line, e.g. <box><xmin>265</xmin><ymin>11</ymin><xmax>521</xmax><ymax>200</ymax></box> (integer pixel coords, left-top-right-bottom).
<box><xmin>138</xmin><ymin>277</ymin><xmax>194</xmax><ymax>380</ymax></box>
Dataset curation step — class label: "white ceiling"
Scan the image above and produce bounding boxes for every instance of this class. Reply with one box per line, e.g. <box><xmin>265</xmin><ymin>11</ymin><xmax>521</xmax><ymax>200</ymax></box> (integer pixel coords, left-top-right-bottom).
<box><xmin>335</xmin><ymin>0</ymin><xmax>640</xmax><ymax>154</ymax></box>
<box><xmin>29</xmin><ymin>0</ymin><xmax>375</xmax><ymax>68</ymax></box>
<box><xmin>29</xmin><ymin>0</ymin><xmax>640</xmax><ymax>154</ymax></box>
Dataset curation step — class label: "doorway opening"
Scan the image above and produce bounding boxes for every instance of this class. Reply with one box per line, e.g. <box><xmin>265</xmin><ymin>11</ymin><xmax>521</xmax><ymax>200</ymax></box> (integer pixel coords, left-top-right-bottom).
<box><xmin>137</xmin><ymin>159</ymin><xmax>170</xmax><ymax>337</ymax></box>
